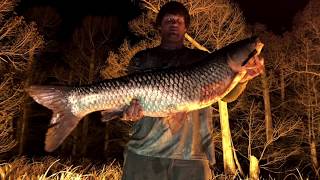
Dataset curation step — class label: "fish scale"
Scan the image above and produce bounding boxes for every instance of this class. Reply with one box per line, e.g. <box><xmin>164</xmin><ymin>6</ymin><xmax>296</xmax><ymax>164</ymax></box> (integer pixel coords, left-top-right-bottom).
<box><xmin>66</xmin><ymin>60</ymin><xmax>233</xmax><ymax>118</ymax></box>
<box><xmin>26</xmin><ymin>36</ymin><xmax>264</xmax><ymax>152</ymax></box>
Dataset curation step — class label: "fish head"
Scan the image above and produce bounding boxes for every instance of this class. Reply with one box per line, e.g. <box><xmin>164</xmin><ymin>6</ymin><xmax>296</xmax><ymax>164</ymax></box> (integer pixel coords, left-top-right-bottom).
<box><xmin>226</xmin><ymin>36</ymin><xmax>264</xmax><ymax>72</ymax></box>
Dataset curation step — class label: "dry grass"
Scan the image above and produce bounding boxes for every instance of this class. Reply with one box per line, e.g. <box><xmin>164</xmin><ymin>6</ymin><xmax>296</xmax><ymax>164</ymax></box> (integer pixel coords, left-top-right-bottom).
<box><xmin>0</xmin><ymin>156</ymin><xmax>310</xmax><ymax>180</ymax></box>
<box><xmin>0</xmin><ymin>156</ymin><xmax>122</xmax><ymax>180</ymax></box>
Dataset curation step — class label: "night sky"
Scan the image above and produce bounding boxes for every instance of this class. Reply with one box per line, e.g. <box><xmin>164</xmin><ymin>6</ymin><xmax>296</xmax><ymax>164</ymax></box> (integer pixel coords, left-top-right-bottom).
<box><xmin>232</xmin><ymin>0</ymin><xmax>310</xmax><ymax>34</ymax></box>
<box><xmin>16</xmin><ymin>0</ymin><xmax>310</xmax><ymax>38</ymax></box>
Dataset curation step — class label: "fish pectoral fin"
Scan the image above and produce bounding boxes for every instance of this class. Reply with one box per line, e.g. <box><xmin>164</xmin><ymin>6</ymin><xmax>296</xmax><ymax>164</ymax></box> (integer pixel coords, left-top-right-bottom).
<box><xmin>101</xmin><ymin>109</ymin><xmax>123</xmax><ymax>122</ymax></box>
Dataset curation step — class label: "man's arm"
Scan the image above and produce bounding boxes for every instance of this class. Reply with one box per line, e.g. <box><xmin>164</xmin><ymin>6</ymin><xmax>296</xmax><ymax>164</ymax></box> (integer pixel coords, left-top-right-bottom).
<box><xmin>222</xmin><ymin>55</ymin><xmax>264</xmax><ymax>102</ymax></box>
<box><xmin>221</xmin><ymin>81</ymin><xmax>248</xmax><ymax>102</ymax></box>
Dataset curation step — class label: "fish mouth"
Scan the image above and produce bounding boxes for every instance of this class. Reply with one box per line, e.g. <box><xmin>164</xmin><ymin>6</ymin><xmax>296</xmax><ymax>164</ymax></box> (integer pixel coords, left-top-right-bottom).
<box><xmin>241</xmin><ymin>41</ymin><xmax>264</xmax><ymax>66</ymax></box>
<box><xmin>256</xmin><ymin>41</ymin><xmax>264</xmax><ymax>55</ymax></box>
<box><xmin>250</xmin><ymin>36</ymin><xmax>264</xmax><ymax>55</ymax></box>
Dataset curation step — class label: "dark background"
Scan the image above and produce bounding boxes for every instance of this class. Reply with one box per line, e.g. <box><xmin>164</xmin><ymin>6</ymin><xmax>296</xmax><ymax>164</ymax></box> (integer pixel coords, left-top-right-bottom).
<box><xmin>7</xmin><ymin>1</ymin><xmax>318</xmax><ymax>177</ymax></box>
<box><xmin>16</xmin><ymin>0</ymin><xmax>310</xmax><ymax>38</ymax></box>
<box><xmin>233</xmin><ymin>0</ymin><xmax>310</xmax><ymax>33</ymax></box>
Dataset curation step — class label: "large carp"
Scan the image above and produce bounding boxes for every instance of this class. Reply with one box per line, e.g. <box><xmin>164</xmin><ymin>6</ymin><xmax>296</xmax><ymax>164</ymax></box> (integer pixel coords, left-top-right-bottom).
<box><xmin>26</xmin><ymin>36</ymin><xmax>264</xmax><ymax>152</ymax></box>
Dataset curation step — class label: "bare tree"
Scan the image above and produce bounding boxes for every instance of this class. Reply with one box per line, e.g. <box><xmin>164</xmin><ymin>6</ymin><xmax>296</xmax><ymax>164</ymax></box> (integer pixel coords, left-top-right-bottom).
<box><xmin>290</xmin><ymin>0</ymin><xmax>320</xmax><ymax>175</ymax></box>
<box><xmin>230</xmin><ymin>0</ymin><xmax>320</xmax><ymax>177</ymax></box>
<box><xmin>0</xmin><ymin>0</ymin><xmax>44</xmax><ymax>154</ymax></box>
<box><xmin>16</xmin><ymin>6</ymin><xmax>62</xmax><ymax>155</ymax></box>
<box><xmin>23</xmin><ymin>6</ymin><xmax>62</xmax><ymax>57</ymax></box>
<box><xmin>101</xmin><ymin>39</ymin><xmax>160</xmax><ymax>79</ymax></box>
<box><xmin>23</xmin><ymin>6</ymin><xmax>61</xmax><ymax>41</ymax></box>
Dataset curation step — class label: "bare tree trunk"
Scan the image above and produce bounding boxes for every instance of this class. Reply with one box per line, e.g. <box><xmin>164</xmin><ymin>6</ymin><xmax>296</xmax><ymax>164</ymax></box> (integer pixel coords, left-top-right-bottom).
<box><xmin>310</xmin><ymin>138</ymin><xmax>319</xmax><ymax>176</ymax></box>
<box><xmin>218</xmin><ymin>100</ymin><xmax>236</xmax><ymax>176</ymax></box>
<box><xmin>249</xmin><ymin>155</ymin><xmax>260</xmax><ymax>180</ymax></box>
<box><xmin>18</xmin><ymin>49</ymin><xmax>35</xmax><ymax>155</ymax></box>
<box><xmin>80</xmin><ymin>116</ymin><xmax>89</xmax><ymax>156</ymax></box>
<box><xmin>261</xmin><ymin>70</ymin><xmax>273</xmax><ymax>143</ymax></box>
<box><xmin>18</xmin><ymin>98</ymin><xmax>29</xmax><ymax>155</ymax></box>
<box><xmin>309</xmin><ymin>80</ymin><xmax>319</xmax><ymax>177</ymax></box>
<box><xmin>72</xmin><ymin>127</ymin><xmax>79</xmax><ymax>156</ymax></box>
<box><xmin>80</xmin><ymin>52</ymin><xmax>95</xmax><ymax>156</ymax></box>
<box><xmin>185</xmin><ymin>34</ymin><xmax>209</xmax><ymax>52</ymax></box>
<box><xmin>233</xmin><ymin>143</ymin><xmax>244</xmax><ymax>176</ymax></box>
<box><xmin>103</xmin><ymin>121</ymin><xmax>110</xmax><ymax>157</ymax></box>
<box><xmin>280</xmin><ymin>68</ymin><xmax>285</xmax><ymax>102</ymax></box>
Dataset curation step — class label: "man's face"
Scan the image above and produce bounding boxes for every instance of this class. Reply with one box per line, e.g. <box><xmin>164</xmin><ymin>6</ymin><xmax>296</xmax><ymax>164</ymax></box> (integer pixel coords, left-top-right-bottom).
<box><xmin>160</xmin><ymin>14</ymin><xmax>187</xmax><ymax>43</ymax></box>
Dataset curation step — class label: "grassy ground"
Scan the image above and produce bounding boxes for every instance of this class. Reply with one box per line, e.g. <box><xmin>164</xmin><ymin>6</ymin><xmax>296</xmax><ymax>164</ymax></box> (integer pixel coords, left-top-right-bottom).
<box><xmin>0</xmin><ymin>156</ymin><xmax>310</xmax><ymax>180</ymax></box>
<box><xmin>0</xmin><ymin>156</ymin><xmax>122</xmax><ymax>180</ymax></box>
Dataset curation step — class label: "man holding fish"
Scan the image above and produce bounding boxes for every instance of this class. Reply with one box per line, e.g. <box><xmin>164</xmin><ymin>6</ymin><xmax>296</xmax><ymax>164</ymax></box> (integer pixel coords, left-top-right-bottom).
<box><xmin>117</xmin><ymin>2</ymin><xmax>264</xmax><ymax>180</ymax></box>
<box><xmin>26</xmin><ymin>1</ymin><xmax>264</xmax><ymax>179</ymax></box>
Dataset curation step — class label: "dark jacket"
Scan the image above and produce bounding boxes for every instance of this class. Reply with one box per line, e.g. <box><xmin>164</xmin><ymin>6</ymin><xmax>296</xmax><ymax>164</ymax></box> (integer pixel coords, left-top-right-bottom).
<box><xmin>125</xmin><ymin>45</ymin><xmax>247</xmax><ymax>165</ymax></box>
<box><xmin>126</xmin><ymin>46</ymin><xmax>215</xmax><ymax>164</ymax></box>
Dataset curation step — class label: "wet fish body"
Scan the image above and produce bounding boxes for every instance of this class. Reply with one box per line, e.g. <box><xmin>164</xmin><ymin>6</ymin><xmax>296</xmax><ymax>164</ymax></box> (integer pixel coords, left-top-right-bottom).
<box><xmin>26</xmin><ymin>36</ymin><xmax>264</xmax><ymax>152</ymax></box>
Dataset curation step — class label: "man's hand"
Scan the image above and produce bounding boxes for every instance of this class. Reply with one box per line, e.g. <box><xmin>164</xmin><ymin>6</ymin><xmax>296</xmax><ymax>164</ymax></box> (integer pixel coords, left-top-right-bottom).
<box><xmin>122</xmin><ymin>99</ymin><xmax>144</xmax><ymax>121</ymax></box>
<box><xmin>240</xmin><ymin>55</ymin><xmax>264</xmax><ymax>83</ymax></box>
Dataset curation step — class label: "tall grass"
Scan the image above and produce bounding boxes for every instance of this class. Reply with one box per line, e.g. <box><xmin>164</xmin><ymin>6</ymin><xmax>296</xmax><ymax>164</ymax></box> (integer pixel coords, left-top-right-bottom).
<box><xmin>0</xmin><ymin>156</ymin><xmax>122</xmax><ymax>180</ymax></box>
<box><xmin>0</xmin><ymin>156</ymin><xmax>310</xmax><ymax>179</ymax></box>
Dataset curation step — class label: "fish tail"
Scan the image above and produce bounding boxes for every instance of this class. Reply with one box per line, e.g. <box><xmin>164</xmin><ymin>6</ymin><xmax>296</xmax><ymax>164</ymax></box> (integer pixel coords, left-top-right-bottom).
<box><xmin>25</xmin><ymin>85</ymin><xmax>81</xmax><ymax>152</ymax></box>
